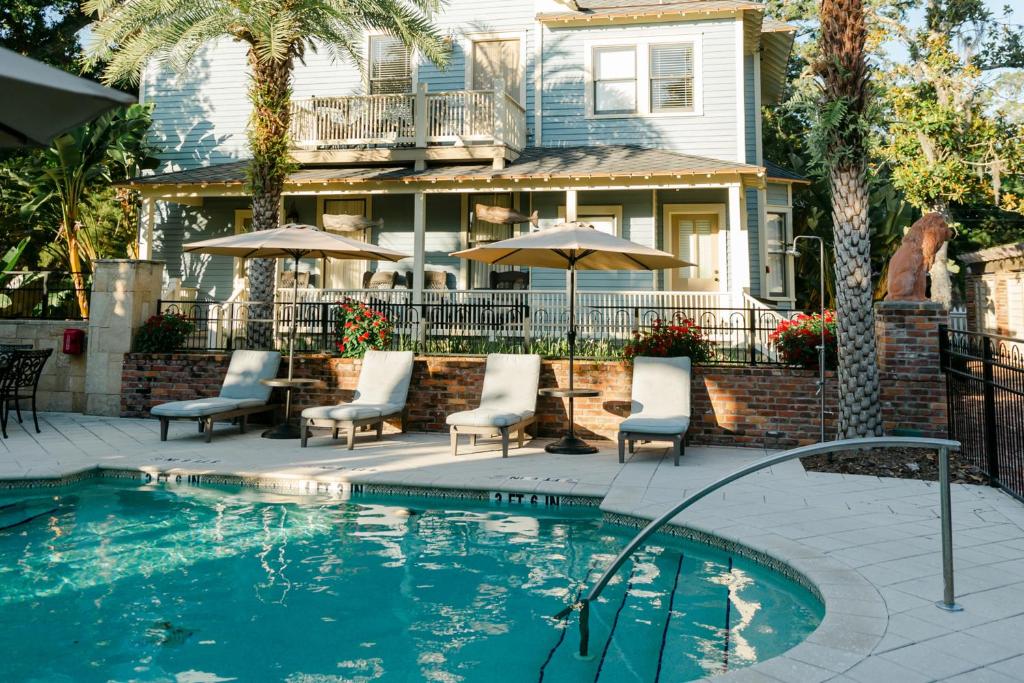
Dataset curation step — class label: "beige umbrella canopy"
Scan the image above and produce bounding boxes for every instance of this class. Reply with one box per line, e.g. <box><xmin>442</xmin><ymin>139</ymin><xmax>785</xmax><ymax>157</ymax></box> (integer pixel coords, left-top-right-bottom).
<box><xmin>185</xmin><ymin>224</ymin><xmax>408</xmax><ymax>396</ymax></box>
<box><xmin>450</xmin><ymin>221</ymin><xmax>692</xmax><ymax>271</ymax></box>
<box><xmin>452</xmin><ymin>222</ymin><xmax>694</xmax><ymax>455</ymax></box>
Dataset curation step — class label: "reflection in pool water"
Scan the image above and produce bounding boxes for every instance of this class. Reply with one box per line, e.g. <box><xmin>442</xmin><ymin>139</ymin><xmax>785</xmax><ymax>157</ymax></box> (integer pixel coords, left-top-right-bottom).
<box><xmin>0</xmin><ymin>482</ymin><xmax>822</xmax><ymax>682</ymax></box>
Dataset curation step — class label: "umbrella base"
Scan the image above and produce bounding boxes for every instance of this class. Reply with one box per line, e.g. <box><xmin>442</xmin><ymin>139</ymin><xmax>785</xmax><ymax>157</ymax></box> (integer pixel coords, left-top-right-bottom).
<box><xmin>261</xmin><ymin>421</ymin><xmax>302</xmax><ymax>439</ymax></box>
<box><xmin>545</xmin><ymin>434</ymin><xmax>599</xmax><ymax>455</ymax></box>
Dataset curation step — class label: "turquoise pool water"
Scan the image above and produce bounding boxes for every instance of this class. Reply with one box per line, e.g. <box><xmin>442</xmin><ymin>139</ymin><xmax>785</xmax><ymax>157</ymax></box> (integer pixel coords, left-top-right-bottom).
<box><xmin>0</xmin><ymin>482</ymin><xmax>821</xmax><ymax>682</ymax></box>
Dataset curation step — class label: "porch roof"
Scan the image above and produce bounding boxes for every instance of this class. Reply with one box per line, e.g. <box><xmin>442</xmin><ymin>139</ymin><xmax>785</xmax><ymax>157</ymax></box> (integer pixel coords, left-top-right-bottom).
<box><xmin>127</xmin><ymin>145</ymin><xmax>767</xmax><ymax>193</ymax></box>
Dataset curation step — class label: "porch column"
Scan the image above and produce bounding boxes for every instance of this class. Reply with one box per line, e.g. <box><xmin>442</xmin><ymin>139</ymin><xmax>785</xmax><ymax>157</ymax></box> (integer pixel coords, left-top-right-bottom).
<box><xmin>728</xmin><ymin>185</ymin><xmax>750</xmax><ymax>297</ymax></box>
<box><xmin>565</xmin><ymin>190</ymin><xmax>578</xmax><ymax>222</ymax></box>
<box><xmin>138</xmin><ymin>197</ymin><xmax>155</xmax><ymax>260</ymax></box>
<box><xmin>412</xmin><ymin>191</ymin><xmax>426</xmax><ymax>304</ymax></box>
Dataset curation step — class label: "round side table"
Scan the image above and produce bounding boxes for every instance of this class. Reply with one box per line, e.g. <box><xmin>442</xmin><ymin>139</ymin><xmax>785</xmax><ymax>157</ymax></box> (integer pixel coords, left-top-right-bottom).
<box><xmin>538</xmin><ymin>387</ymin><xmax>600</xmax><ymax>454</ymax></box>
<box><xmin>260</xmin><ymin>377</ymin><xmax>325</xmax><ymax>439</ymax></box>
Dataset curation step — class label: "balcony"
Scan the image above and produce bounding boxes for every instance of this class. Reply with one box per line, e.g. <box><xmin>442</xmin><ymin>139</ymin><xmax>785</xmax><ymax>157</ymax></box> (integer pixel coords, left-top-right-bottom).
<box><xmin>288</xmin><ymin>85</ymin><xmax>527</xmax><ymax>167</ymax></box>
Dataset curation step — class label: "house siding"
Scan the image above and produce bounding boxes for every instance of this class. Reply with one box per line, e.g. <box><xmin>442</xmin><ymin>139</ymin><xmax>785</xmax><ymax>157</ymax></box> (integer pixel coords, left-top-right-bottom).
<box><xmin>156</xmin><ymin>197</ymin><xmax>250</xmax><ymax>297</ymax></box>
<box><xmin>540</xmin><ymin>19</ymin><xmax>739</xmax><ymax>158</ymax></box>
<box><xmin>746</xmin><ymin>188</ymin><xmax>761</xmax><ymax>294</ymax></box>
<box><xmin>766</xmin><ymin>182</ymin><xmax>790</xmax><ymax>206</ymax></box>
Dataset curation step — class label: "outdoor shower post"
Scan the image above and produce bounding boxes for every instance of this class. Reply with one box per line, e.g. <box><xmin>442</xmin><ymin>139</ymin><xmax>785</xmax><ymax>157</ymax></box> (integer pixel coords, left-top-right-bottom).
<box><xmin>937</xmin><ymin>445</ymin><xmax>963</xmax><ymax>611</ymax></box>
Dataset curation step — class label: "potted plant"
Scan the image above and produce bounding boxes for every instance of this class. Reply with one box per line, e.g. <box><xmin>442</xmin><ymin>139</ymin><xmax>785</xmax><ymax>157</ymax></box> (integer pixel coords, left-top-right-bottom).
<box><xmin>769</xmin><ymin>311</ymin><xmax>838</xmax><ymax>370</ymax></box>
<box><xmin>334</xmin><ymin>299</ymin><xmax>393</xmax><ymax>358</ymax></box>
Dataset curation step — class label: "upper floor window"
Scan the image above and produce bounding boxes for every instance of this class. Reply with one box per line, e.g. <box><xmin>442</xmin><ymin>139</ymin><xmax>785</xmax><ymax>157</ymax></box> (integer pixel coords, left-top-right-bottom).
<box><xmin>765</xmin><ymin>212</ymin><xmax>789</xmax><ymax>298</ymax></box>
<box><xmin>650</xmin><ymin>43</ymin><xmax>695</xmax><ymax>113</ymax></box>
<box><xmin>369</xmin><ymin>35</ymin><xmax>412</xmax><ymax>94</ymax></box>
<box><xmin>593</xmin><ymin>46</ymin><xmax>637</xmax><ymax>115</ymax></box>
<box><xmin>587</xmin><ymin>37</ymin><xmax>701</xmax><ymax>117</ymax></box>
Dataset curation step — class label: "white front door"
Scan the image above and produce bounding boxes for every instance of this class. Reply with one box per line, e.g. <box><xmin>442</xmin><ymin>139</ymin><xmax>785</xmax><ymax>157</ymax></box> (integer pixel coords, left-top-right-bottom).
<box><xmin>321</xmin><ymin>198</ymin><xmax>369</xmax><ymax>289</ymax></box>
<box><xmin>669</xmin><ymin>213</ymin><xmax>721</xmax><ymax>291</ymax></box>
<box><xmin>232</xmin><ymin>209</ymin><xmax>253</xmax><ymax>293</ymax></box>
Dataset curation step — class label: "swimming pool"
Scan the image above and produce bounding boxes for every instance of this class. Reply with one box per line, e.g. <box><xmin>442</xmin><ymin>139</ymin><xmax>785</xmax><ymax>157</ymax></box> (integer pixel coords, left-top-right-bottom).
<box><xmin>0</xmin><ymin>481</ymin><xmax>822</xmax><ymax>682</ymax></box>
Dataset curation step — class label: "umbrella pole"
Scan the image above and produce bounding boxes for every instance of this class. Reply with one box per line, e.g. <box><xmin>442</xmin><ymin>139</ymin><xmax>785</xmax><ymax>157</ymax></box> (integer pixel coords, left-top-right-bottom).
<box><xmin>289</xmin><ymin>254</ymin><xmax>298</xmax><ymax>382</ymax></box>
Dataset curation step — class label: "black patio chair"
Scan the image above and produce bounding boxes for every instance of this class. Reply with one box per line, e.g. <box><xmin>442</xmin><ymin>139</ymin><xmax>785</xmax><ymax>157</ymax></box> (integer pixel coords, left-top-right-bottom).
<box><xmin>1</xmin><ymin>348</ymin><xmax>52</xmax><ymax>438</ymax></box>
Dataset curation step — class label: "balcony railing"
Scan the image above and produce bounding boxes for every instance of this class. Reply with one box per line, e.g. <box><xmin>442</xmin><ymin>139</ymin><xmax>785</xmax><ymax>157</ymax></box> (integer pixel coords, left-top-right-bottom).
<box><xmin>288</xmin><ymin>84</ymin><xmax>527</xmax><ymax>159</ymax></box>
<box><xmin>157</xmin><ymin>289</ymin><xmax>811</xmax><ymax>365</ymax></box>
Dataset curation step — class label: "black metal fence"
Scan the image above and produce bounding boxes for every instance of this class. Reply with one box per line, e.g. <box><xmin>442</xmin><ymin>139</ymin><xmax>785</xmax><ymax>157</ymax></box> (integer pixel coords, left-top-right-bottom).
<box><xmin>0</xmin><ymin>272</ymin><xmax>89</xmax><ymax>320</ymax></box>
<box><xmin>940</xmin><ymin>326</ymin><xmax>1024</xmax><ymax>501</ymax></box>
<box><xmin>157</xmin><ymin>297</ymin><xmax>815</xmax><ymax>366</ymax></box>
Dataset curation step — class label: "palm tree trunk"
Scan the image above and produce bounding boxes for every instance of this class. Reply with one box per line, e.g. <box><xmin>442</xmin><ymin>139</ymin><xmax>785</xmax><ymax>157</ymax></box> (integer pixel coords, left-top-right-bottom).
<box><xmin>245</xmin><ymin>52</ymin><xmax>294</xmax><ymax>349</ymax></box>
<box><xmin>65</xmin><ymin>222</ymin><xmax>90</xmax><ymax>319</ymax></box>
<box><xmin>831</xmin><ymin>163</ymin><xmax>882</xmax><ymax>438</ymax></box>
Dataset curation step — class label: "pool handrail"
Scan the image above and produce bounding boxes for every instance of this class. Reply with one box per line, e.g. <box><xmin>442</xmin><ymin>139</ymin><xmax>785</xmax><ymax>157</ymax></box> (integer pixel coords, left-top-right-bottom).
<box><xmin>557</xmin><ymin>436</ymin><xmax>962</xmax><ymax>658</ymax></box>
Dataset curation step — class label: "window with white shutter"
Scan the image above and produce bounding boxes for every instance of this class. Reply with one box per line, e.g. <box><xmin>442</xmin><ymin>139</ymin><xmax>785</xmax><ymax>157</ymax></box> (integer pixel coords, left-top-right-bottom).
<box><xmin>368</xmin><ymin>35</ymin><xmax>412</xmax><ymax>95</ymax></box>
<box><xmin>649</xmin><ymin>43</ymin><xmax>694</xmax><ymax>112</ymax></box>
<box><xmin>593</xmin><ymin>46</ymin><xmax>636</xmax><ymax>115</ymax></box>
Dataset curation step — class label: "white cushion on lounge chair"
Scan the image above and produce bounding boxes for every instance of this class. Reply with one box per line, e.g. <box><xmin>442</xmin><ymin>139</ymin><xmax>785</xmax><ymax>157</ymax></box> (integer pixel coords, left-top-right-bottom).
<box><xmin>151</xmin><ymin>397</ymin><xmax>265</xmax><ymax>418</ymax></box>
<box><xmin>618</xmin><ymin>416</ymin><xmax>690</xmax><ymax>435</ymax></box>
<box><xmin>447</xmin><ymin>408</ymin><xmax>535</xmax><ymax>428</ymax></box>
<box><xmin>620</xmin><ymin>356</ymin><xmax>691</xmax><ymax>434</ymax></box>
<box><xmin>302</xmin><ymin>403</ymin><xmax>402</xmax><ymax>421</ymax></box>
<box><xmin>218</xmin><ymin>350</ymin><xmax>282</xmax><ymax>402</ymax></box>
<box><xmin>351</xmin><ymin>350</ymin><xmax>414</xmax><ymax>407</ymax></box>
<box><xmin>477</xmin><ymin>353</ymin><xmax>541</xmax><ymax>414</ymax></box>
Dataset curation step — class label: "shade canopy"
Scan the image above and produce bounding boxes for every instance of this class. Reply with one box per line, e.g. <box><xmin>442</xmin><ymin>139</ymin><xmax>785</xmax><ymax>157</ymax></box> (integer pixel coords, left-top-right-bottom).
<box><xmin>0</xmin><ymin>47</ymin><xmax>136</xmax><ymax>147</ymax></box>
<box><xmin>184</xmin><ymin>223</ymin><xmax>408</xmax><ymax>261</ymax></box>
<box><xmin>451</xmin><ymin>221</ymin><xmax>694</xmax><ymax>270</ymax></box>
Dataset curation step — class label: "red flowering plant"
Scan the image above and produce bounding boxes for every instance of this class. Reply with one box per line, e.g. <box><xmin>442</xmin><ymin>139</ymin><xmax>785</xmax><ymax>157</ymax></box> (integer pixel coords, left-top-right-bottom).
<box><xmin>133</xmin><ymin>312</ymin><xmax>195</xmax><ymax>353</ymax></box>
<box><xmin>622</xmin><ymin>314</ymin><xmax>715</xmax><ymax>363</ymax></box>
<box><xmin>769</xmin><ymin>311</ymin><xmax>838</xmax><ymax>370</ymax></box>
<box><xmin>333</xmin><ymin>298</ymin><xmax>393</xmax><ymax>358</ymax></box>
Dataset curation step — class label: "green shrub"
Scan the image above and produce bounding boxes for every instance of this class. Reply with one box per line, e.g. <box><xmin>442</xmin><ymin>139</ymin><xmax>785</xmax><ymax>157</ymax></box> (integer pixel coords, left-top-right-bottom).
<box><xmin>133</xmin><ymin>313</ymin><xmax>195</xmax><ymax>353</ymax></box>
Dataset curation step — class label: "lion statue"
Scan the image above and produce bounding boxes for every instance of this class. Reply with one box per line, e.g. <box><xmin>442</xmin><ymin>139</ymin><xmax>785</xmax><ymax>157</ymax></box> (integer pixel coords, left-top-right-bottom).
<box><xmin>884</xmin><ymin>212</ymin><xmax>953</xmax><ymax>301</ymax></box>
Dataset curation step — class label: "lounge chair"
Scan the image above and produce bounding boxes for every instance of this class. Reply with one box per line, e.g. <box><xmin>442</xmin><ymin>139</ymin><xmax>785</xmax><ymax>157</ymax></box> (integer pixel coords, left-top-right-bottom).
<box><xmin>151</xmin><ymin>350</ymin><xmax>281</xmax><ymax>442</ymax></box>
<box><xmin>447</xmin><ymin>353</ymin><xmax>541</xmax><ymax>458</ymax></box>
<box><xmin>300</xmin><ymin>350</ymin><xmax>413</xmax><ymax>449</ymax></box>
<box><xmin>618</xmin><ymin>356</ymin><xmax>691</xmax><ymax>466</ymax></box>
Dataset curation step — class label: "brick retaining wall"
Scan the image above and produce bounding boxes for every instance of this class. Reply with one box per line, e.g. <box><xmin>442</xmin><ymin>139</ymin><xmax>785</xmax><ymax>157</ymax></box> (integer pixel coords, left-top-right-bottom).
<box><xmin>121</xmin><ymin>302</ymin><xmax>950</xmax><ymax>446</ymax></box>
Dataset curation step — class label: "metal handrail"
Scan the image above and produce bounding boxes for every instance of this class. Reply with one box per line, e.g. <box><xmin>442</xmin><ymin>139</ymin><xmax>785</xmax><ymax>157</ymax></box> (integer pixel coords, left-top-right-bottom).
<box><xmin>558</xmin><ymin>436</ymin><xmax>962</xmax><ymax>658</ymax></box>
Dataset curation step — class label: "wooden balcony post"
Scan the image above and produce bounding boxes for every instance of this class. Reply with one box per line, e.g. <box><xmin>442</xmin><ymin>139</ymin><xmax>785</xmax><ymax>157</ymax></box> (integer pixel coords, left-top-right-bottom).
<box><xmin>415</xmin><ymin>82</ymin><xmax>428</xmax><ymax>149</ymax></box>
<box><xmin>493</xmin><ymin>79</ymin><xmax>507</xmax><ymax>169</ymax></box>
<box><xmin>412</xmin><ymin>191</ymin><xmax>427</xmax><ymax>306</ymax></box>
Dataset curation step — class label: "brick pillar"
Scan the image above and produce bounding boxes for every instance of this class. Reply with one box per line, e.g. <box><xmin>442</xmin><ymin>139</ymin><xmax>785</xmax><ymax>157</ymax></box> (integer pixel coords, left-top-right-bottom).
<box><xmin>85</xmin><ymin>259</ymin><xmax>165</xmax><ymax>415</ymax></box>
<box><xmin>874</xmin><ymin>301</ymin><xmax>948</xmax><ymax>437</ymax></box>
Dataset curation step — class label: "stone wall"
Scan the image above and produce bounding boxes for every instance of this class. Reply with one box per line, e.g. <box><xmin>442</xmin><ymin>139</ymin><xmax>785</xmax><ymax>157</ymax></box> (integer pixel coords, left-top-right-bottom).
<box><xmin>0</xmin><ymin>320</ymin><xmax>88</xmax><ymax>411</ymax></box>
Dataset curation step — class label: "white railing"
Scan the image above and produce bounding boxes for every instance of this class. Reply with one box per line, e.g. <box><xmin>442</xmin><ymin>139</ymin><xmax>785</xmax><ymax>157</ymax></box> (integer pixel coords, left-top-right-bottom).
<box><xmin>289</xmin><ymin>86</ymin><xmax>526</xmax><ymax>152</ymax></box>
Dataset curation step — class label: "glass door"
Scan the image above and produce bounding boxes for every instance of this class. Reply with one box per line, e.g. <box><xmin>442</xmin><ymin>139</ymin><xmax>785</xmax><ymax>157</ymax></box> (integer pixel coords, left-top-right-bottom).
<box><xmin>321</xmin><ymin>198</ymin><xmax>369</xmax><ymax>289</ymax></box>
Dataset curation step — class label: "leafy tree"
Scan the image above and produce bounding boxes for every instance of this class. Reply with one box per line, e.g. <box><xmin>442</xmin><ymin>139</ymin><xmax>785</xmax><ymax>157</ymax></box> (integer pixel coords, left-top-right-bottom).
<box><xmin>0</xmin><ymin>0</ymin><xmax>89</xmax><ymax>67</ymax></box>
<box><xmin>4</xmin><ymin>104</ymin><xmax>159</xmax><ymax>318</ymax></box>
<box><xmin>85</xmin><ymin>0</ymin><xmax>450</xmax><ymax>345</ymax></box>
<box><xmin>812</xmin><ymin>0</ymin><xmax>884</xmax><ymax>437</ymax></box>
<box><xmin>878</xmin><ymin>0</ymin><xmax>1024</xmax><ymax>306</ymax></box>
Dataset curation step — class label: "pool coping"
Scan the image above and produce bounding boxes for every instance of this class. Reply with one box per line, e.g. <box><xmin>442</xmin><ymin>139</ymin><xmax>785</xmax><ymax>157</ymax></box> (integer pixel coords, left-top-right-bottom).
<box><xmin>1</xmin><ymin>464</ymin><xmax>883</xmax><ymax>682</ymax></box>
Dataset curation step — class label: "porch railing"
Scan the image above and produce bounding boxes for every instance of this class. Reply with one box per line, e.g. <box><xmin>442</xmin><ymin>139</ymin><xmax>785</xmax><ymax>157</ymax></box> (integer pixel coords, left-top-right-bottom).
<box><xmin>157</xmin><ymin>289</ymin><xmax>812</xmax><ymax>365</ymax></box>
<box><xmin>289</xmin><ymin>86</ymin><xmax>527</xmax><ymax>152</ymax></box>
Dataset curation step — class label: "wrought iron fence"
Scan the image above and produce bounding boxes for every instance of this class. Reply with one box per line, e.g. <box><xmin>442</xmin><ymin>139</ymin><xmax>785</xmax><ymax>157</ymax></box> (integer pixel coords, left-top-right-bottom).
<box><xmin>0</xmin><ymin>272</ymin><xmax>89</xmax><ymax>320</ymax></box>
<box><xmin>157</xmin><ymin>294</ymin><xmax>813</xmax><ymax>366</ymax></box>
<box><xmin>940</xmin><ymin>326</ymin><xmax>1024</xmax><ymax>501</ymax></box>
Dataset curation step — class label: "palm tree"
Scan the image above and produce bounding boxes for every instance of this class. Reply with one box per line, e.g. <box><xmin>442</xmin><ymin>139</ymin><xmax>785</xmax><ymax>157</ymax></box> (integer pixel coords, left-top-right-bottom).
<box><xmin>85</xmin><ymin>0</ymin><xmax>449</xmax><ymax>345</ymax></box>
<box><xmin>815</xmin><ymin>0</ymin><xmax>883</xmax><ymax>437</ymax></box>
<box><xmin>6</xmin><ymin>104</ymin><xmax>158</xmax><ymax>318</ymax></box>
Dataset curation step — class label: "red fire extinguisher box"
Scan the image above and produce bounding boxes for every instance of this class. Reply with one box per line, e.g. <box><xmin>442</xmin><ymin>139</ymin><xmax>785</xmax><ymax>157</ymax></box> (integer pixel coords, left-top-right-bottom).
<box><xmin>62</xmin><ymin>328</ymin><xmax>85</xmax><ymax>355</ymax></box>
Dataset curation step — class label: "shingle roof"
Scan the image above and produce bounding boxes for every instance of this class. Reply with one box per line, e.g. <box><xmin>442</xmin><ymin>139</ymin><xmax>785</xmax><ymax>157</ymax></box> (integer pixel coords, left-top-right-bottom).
<box><xmin>959</xmin><ymin>243</ymin><xmax>1024</xmax><ymax>265</ymax></box>
<box><xmin>764</xmin><ymin>160</ymin><xmax>808</xmax><ymax>183</ymax></box>
<box><xmin>128</xmin><ymin>145</ymin><xmax>765</xmax><ymax>188</ymax></box>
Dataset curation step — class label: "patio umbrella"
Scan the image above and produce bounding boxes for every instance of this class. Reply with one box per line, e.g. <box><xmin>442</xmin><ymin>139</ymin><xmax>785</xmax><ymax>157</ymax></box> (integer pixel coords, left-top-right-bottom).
<box><xmin>452</xmin><ymin>221</ymin><xmax>694</xmax><ymax>454</ymax></box>
<box><xmin>184</xmin><ymin>223</ymin><xmax>408</xmax><ymax>383</ymax></box>
<box><xmin>0</xmin><ymin>47</ymin><xmax>136</xmax><ymax>147</ymax></box>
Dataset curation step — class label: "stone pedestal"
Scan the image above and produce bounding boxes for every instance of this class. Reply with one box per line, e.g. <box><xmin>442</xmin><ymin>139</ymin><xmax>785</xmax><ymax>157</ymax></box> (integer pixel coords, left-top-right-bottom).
<box><xmin>874</xmin><ymin>301</ymin><xmax>948</xmax><ymax>436</ymax></box>
<box><xmin>85</xmin><ymin>260</ymin><xmax>164</xmax><ymax>415</ymax></box>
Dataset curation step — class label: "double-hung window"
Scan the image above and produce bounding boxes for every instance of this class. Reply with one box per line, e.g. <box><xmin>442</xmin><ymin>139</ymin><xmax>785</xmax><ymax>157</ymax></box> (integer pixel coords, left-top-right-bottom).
<box><xmin>368</xmin><ymin>35</ymin><xmax>412</xmax><ymax>94</ymax></box>
<box><xmin>593</xmin><ymin>46</ymin><xmax>637</xmax><ymax>115</ymax></box>
<box><xmin>649</xmin><ymin>43</ymin><xmax>695</xmax><ymax>113</ymax></box>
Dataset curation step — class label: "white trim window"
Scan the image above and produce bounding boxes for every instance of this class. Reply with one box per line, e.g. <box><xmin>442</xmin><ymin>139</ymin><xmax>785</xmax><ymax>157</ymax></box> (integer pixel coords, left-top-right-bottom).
<box><xmin>649</xmin><ymin>43</ymin><xmax>695</xmax><ymax>113</ymax></box>
<box><xmin>764</xmin><ymin>211</ymin><xmax>789</xmax><ymax>298</ymax></box>
<box><xmin>368</xmin><ymin>35</ymin><xmax>412</xmax><ymax>94</ymax></box>
<box><xmin>592</xmin><ymin>46</ymin><xmax>637</xmax><ymax>115</ymax></box>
